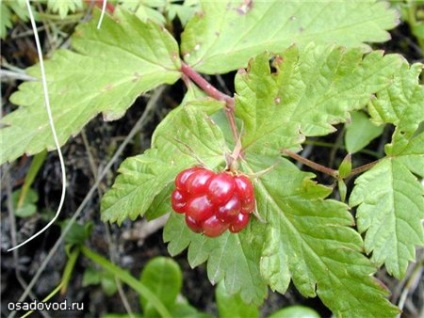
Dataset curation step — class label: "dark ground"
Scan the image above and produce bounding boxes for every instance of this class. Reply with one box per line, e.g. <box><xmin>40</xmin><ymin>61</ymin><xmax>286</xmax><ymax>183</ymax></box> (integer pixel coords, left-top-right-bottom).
<box><xmin>1</xmin><ymin>5</ymin><xmax>424</xmax><ymax>318</ymax></box>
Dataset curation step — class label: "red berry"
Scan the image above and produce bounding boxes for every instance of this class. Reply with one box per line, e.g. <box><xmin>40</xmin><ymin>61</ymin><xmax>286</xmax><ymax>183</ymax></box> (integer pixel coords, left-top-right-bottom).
<box><xmin>216</xmin><ymin>195</ymin><xmax>241</xmax><ymax>223</ymax></box>
<box><xmin>185</xmin><ymin>195</ymin><xmax>214</xmax><ymax>223</ymax></box>
<box><xmin>185</xmin><ymin>214</ymin><xmax>203</xmax><ymax>233</ymax></box>
<box><xmin>171</xmin><ymin>189</ymin><xmax>187</xmax><ymax>213</ymax></box>
<box><xmin>207</xmin><ymin>173</ymin><xmax>236</xmax><ymax>206</ymax></box>
<box><xmin>229</xmin><ymin>213</ymin><xmax>250</xmax><ymax>233</ymax></box>
<box><xmin>175</xmin><ymin>167</ymin><xmax>202</xmax><ymax>191</ymax></box>
<box><xmin>234</xmin><ymin>175</ymin><xmax>255</xmax><ymax>213</ymax></box>
<box><xmin>185</xmin><ymin>169</ymin><xmax>215</xmax><ymax>194</ymax></box>
<box><xmin>202</xmin><ymin>215</ymin><xmax>229</xmax><ymax>237</ymax></box>
<box><xmin>172</xmin><ymin>167</ymin><xmax>256</xmax><ymax>237</ymax></box>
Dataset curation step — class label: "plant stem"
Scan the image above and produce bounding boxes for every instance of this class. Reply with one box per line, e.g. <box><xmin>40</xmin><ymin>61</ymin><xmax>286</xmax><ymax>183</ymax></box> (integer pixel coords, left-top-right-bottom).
<box><xmin>282</xmin><ymin>149</ymin><xmax>338</xmax><ymax>177</ymax></box>
<box><xmin>180</xmin><ymin>62</ymin><xmax>233</xmax><ymax>105</ymax></box>
<box><xmin>283</xmin><ymin>149</ymin><xmax>380</xmax><ymax>179</ymax></box>
<box><xmin>180</xmin><ymin>62</ymin><xmax>240</xmax><ymax>145</ymax></box>
<box><xmin>349</xmin><ymin>160</ymin><xmax>380</xmax><ymax>177</ymax></box>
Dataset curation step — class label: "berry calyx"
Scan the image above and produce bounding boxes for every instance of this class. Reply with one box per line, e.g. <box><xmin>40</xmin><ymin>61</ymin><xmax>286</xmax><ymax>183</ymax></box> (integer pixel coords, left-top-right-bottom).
<box><xmin>171</xmin><ymin>167</ymin><xmax>256</xmax><ymax>237</ymax></box>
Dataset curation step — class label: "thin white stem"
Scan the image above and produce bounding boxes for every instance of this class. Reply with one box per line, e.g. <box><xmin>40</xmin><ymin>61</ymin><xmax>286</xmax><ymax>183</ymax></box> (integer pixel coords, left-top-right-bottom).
<box><xmin>8</xmin><ymin>0</ymin><xmax>67</xmax><ymax>252</ymax></box>
<box><xmin>97</xmin><ymin>0</ymin><xmax>108</xmax><ymax>29</ymax></box>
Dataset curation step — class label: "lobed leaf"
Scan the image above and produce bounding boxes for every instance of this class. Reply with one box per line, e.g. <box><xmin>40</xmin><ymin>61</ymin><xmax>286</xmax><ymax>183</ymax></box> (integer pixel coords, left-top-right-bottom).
<box><xmin>165</xmin><ymin>153</ymin><xmax>399</xmax><ymax>315</ymax></box>
<box><xmin>164</xmin><ymin>212</ymin><xmax>268</xmax><ymax>305</ymax></box>
<box><xmin>101</xmin><ymin>103</ymin><xmax>226</xmax><ymax>225</ymax></box>
<box><xmin>182</xmin><ymin>0</ymin><xmax>398</xmax><ymax>74</ymax></box>
<box><xmin>369</xmin><ymin>62</ymin><xmax>424</xmax><ymax>139</ymax></box>
<box><xmin>0</xmin><ymin>8</ymin><xmax>181</xmax><ymax>164</ymax></box>
<box><xmin>350</xmin><ymin>62</ymin><xmax>424</xmax><ymax>278</ymax></box>
<box><xmin>234</xmin><ymin>45</ymin><xmax>402</xmax><ymax>155</ymax></box>
<box><xmin>47</xmin><ymin>0</ymin><xmax>83</xmax><ymax>19</ymax></box>
<box><xmin>248</xmin><ymin>155</ymin><xmax>399</xmax><ymax>317</ymax></box>
<box><xmin>215</xmin><ymin>282</ymin><xmax>259</xmax><ymax>318</ymax></box>
<box><xmin>349</xmin><ymin>157</ymin><xmax>424</xmax><ymax>279</ymax></box>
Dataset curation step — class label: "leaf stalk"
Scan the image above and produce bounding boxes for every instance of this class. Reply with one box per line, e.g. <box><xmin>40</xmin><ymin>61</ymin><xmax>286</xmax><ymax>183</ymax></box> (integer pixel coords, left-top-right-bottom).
<box><xmin>180</xmin><ymin>62</ymin><xmax>240</xmax><ymax>148</ymax></box>
<box><xmin>282</xmin><ymin>149</ymin><xmax>338</xmax><ymax>177</ymax></box>
<box><xmin>282</xmin><ymin>149</ymin><xmax>380</xmax><ymax>179</ymax></box>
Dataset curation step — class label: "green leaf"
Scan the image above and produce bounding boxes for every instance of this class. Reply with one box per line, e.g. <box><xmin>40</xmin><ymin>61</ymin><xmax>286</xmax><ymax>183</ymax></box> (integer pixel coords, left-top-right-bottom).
<box><xmin>181</xmin><ymin>0</ymin><xmax>398</xmax><ymax>73</ymax></box>
<box><xmin>412</xmin><ymin>22</ymin><xmax>424</xmax><ymax>40</ymax></box>
<box><xmin>0</xmin><ymin>3</ymin><xmax>12</xmax><ymax>39</ymax></box>
<box><xmin>234</xmin><ymin>45</ymin><xmax>402</xmax><ymax>155</ymax></box>
<box><xmin>60</xmin><ymin>220</ymin><xmax>93</xmax><ymax>245</ymax></box>
<box><xmin>169</xmin><ymin>0</ymin><xmax>199</xmax><ymax>26</ymax></box>
<box><xmin>391</xmin><ymin>129</ymin><xmax>424</xmax><ymax>178</ymax></box>
<box><xmin>120</xmin><ymin>0</ymin><xmax>167</xmax><ymax>25</ymax></box>
<box><xmin>12</xmin><ymin>188</ymin><xmax>38</xmax><ymax>218</ymax></box>
<box><xmin>368</xmin><ymin>62</ymin><xmax>424</xmax><ymax>139</ymax></box>
<box><xmin>338</xmin><ymin>154</ymin><xmax>352</xmax><ymax>179</ymax></box>
<box><xmin>216</xmin><ymin>282</ymin><xmax>259</xmax><ymax>318</ymax></box>
<box><xmin>82</xmin><ymin>267</ymin><xmax>101</xmax><ymax>286</ymax></box>
<box><xmin>47</xmin><ymin>0</ymin><xmax>83</xmax><ymax>19</ymax></box>
<box><xmin>101</xmin><ymin>272</ymin><xmax>119</xmax><ymax>296</ymax></box>
<box><xmin>101</xmin><ymin>103</ymin><xmax>227</xmax><ymax>225</ymax></box>
<box><xmin>350</xmin><ymin>158</ymin><xmax>424</xmax><ymax>279</ymax></box>
<box><xmin>81</xmin><ymin>246</ymin><xmax>172</xmax><ymax>318</ymax></box>
<box><xmin>0</xmin><ymin>8</ymin><xmax>181</xmax><ymax>164</ymax></box>
<box><xmin>82</xmin><ymin>266</ymin><xmax>118</xmax><ymax>296</ymax></box>
<box><xmin>350</xmin><ymin>61</ymin><xmax>424</xmax><ymax>278</ymax></box>
<box><xmin>1</xmin><ymin>1</ymin><xmax>31</xmax><ymax>39</ymax></box>
<box><xmin>140</xmin><ymin>257</ymin><xmax>182</xmax><ymax>317</ymax></box>
<box><xmin>268</xmin><ymin>305</ymin><xmax>320</xmax><ymax>318</ymax></box>
<box><xmin>345</xmin><ymin>111</ymin><xmax>384</xmax><ymax>154</ymax></box>
<box><xmin>170</xmin><ymin>303</ymin><xmax>212</xmax><ymax>318</ymax></box>
<box><xmin>166</xmin><ymin>154</ymin><xmax>398</xmax><ymax>315</ymax></box>
<box><xmin>249</xmin><ymin>155</ymin><xmax>398</xmax><ymax>317</ymax></box>
<box><xmin>164</xmin><ymin>212</ymin><xmax>268</xmax><ymax>305</ymax></box>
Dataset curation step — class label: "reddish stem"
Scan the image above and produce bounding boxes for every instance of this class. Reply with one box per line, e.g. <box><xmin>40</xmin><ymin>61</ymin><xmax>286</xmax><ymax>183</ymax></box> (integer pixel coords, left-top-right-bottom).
<box><xmin>283</xmin><ymin>149</ymin><xmax>380</xmax><ymax>179</ymax></box>
<box><xmin>180</xmin><ymin>62</ymin><xmax>239</xmax><ymax>143</ymax></box>
<box><xmin>349</xmin><ymin>160</ymin><xmax>379</xmax><ymax>177</ymax></box>
<box><xmin>180</xmin><ymin>63</ymin><xmax>234</xmax><ymax>107</ymax></box>
<box><xmin>282</xmin><ymin>149</ymin><xmax>338</xmax><ymax>177</ymax></box>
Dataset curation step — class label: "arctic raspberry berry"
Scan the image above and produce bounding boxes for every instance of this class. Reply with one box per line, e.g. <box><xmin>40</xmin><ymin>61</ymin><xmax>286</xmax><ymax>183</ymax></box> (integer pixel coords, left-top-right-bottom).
<box><xmin>171</xmin><ymin>167</ymin><xmax>256</xmax><ymax>237</ymax></box>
